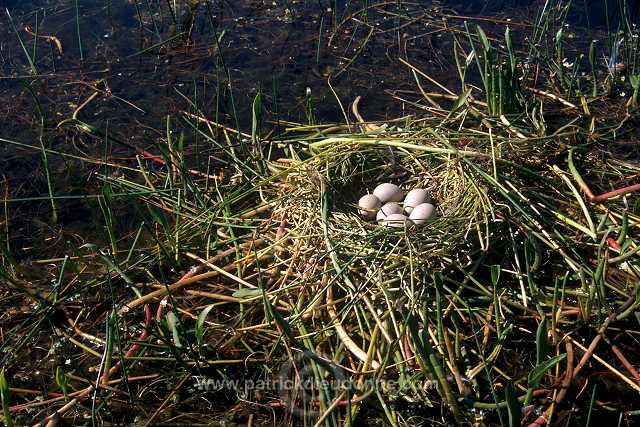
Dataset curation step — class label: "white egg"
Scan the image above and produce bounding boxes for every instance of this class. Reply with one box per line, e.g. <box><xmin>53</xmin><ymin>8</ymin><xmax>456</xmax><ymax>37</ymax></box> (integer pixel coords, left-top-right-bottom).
<box><xmin>358</xmin><ymin>194</ymin><xmax>381</xmax><ymax>219</ymax></box>
<box><xmin>373</xmin><ymin>183</ymin><xmax>404</xmax><ymax>203</ymax></box>
<box><xmin>403</xmin><ymin>189</ymin><xmax>431</xmax><ymax>214</ymax></box>
<box><xmin>382</xmin><ymin>213</ymin><xmax>412</xmax><ymax>228</ymax></box>
<box><xmin>409</xmin><ymin>203</ymin><xmax>436</xmax><ymax>225</ymax></box>
<box><xmin>376</xmin><ymin>202</ymin><xmax>403</xmax><ymax>222</ymax></box>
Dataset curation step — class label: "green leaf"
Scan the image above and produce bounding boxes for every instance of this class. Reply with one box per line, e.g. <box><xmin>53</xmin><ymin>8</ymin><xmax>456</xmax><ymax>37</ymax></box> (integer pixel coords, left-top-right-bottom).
<box><xmin>476</xmin><ymin>25</ymin><xmax>491</xmax><ymax>52</ymax></box>
<box><xmin>103</xmin><ymin>311</ymin><xmax>117</xmax><ymax>379</ymax></box>
<box><xmin>264</xmin><ymin>296</ymin><xmax>298</xmax><ymax>346</ymax></box>
<box><xmin>252</xmin><ymin>92</ymin><xmax>263</xmax><ymax>144</ymax></box>
<box><xmin>528</xmin><ymin>353</ymin><xmax>566</xmax><ymax>388</ymax></box>
<box><xmin>166</xmin><ymin>312</ymin><xmax>182</xmax><ymax>348</ymax></box>
<box><xmin>406</xmin><ymin>314</ymin><xmax>437</xmax><ymax>379</ymax></box>
<box><xmin>147</xmin><ymin>205</ymin><xmax>170</xmax><ymax>233</ymax></box>
<box><xmin>453</xmin><ymin>43</ymin><xmax>465</xmax><ymax>85</ymax></box>
<box><xmin>101</xmin><ymin>183</ymin><xmax>113</xmax><ymax>205</ymax></box>
<box><xmin>555</xmin><ymin>28</ymin><xmax>564</xmax><ymax>47</ymax></box>
<box><xmin>505</xmin><ymin>382</ymin><xmax>522</xmax><ymax>427</ymax></box>
<box><xmin>232</xmin><ymin>288</ymin><xmax>263</xmax><ymax>299</ymax></box>
<box><xmin>0</xmin><ymin>368</ymin><xmax>13</xmax><ymax>427</ymax></box>
<box><xmin>505</xmin><ymin>26</ymin><xmax>513</xmax><ymax>55</ymax></box>
<box><xmin>96</xmin><ymin>252</ymin><xmax>134</xmax><ymax>285</ymax></box>
<box><xmin>196</xmin><ymin>304</ymin><xmax>214</xmax><ymax>348</ymax></box>
<box><xmin>535</xmin><ymin>317</ymin><xmax>550</xmax><ymax>365</ymax></box>
<box><xmin>55</xmin><ymin>366</ymin><xmax>69</xmax><ymax>402</ymax></box>
<box><xmin>55</xmin><ymin>366</ymin><xmax>66</xmax><ymax>388</ymax></box>
<box><xmin>466</xmin><ymin>50</ymin><xmax>476</xmax><ymax>67</ymax></box>
<box><xmin>451</xmin><ymin>87</ymin><xmax>472</xmax><ymax>112</ymax></box>
<box><xmin>490</xmin><ymin>265</ymin><xmax>501</xmax><ymax>287</ymax></box>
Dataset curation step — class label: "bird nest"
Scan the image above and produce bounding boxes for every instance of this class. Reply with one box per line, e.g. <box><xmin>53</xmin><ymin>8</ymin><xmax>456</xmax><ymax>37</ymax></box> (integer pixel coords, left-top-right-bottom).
<box><xmin>242</xmin><ymin>136</ymin><xmax>495</xmax><ymax>329</ymax></box>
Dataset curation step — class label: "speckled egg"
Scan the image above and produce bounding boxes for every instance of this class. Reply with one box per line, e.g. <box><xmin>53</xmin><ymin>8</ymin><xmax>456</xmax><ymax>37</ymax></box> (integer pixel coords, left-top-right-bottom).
<box><xmin>373</xmin><ymin>183</ymin><xmax>404</xmax><ymax>203</ymax></box>
<box><xmin>382</xmin><ymin>213</ymin><xmax>412</xmax><ymax>228</ymax></box>
<box><xmin>409</xmin><ymin>203</ymin><xmax>436</xmax><ymax>225</ymax></box>
<box><xmin>376</xmin><ymin>202</ymin><xmax>404</xmax><ymax>222</ymax></box>
<box><xmin>358</xmin><ymin>194</ymin><xmax>381</xmax><ymax>219</ymax></box>
<box><xmin>403</xmin><ymin>189</ymin><xmax>431</xmax><ymax>214</ymax></box>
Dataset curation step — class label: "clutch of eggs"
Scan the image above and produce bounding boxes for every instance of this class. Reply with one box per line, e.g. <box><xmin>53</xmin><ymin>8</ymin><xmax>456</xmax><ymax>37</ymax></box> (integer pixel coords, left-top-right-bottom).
<box><xmin>358</xmin><ymin>184</ymin><xmax>436</xmax><ymax>227</ymax></box>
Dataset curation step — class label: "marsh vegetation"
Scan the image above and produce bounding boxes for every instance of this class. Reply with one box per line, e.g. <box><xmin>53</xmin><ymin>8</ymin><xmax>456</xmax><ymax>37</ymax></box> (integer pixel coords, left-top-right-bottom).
<box><xmin>2</xmin><ymin>0</ymin><xmax>640</xmax><ymax>425</ymax></box>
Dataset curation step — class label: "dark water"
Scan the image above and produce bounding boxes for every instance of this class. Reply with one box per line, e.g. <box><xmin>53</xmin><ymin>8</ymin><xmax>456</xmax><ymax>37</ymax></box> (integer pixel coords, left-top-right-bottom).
<box><xmin>0</xmin><ymin>0</ymin><xmax>626</xmax><ymax>131</ymax></box>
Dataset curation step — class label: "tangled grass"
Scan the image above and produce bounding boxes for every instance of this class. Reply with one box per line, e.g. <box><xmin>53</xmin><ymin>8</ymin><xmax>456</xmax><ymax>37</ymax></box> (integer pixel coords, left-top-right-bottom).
<box><xmin>95</xmin><ymin>109</ymin><xmax>640</xmax><ymax>425</ymax></box>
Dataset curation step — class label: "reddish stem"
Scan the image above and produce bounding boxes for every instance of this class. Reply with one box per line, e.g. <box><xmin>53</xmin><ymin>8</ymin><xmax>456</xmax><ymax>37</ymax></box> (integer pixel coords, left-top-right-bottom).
<box><xmin>156</xmin><ymin>296</ymin><xmax>170</xmax><ymax>323</ymax></box>
<box><xmin>570</xmin><ymin>150</ymin><xmax>640</xmax><ymax>202</ymax></box>
<box><xmin>139</xmin><ymin>150</ymin><xmax>214</xmax><ymax>179</ymax></box>
<box><xmin>102</xmin><ymin>304</ymin><xmax>152</xmax><ymax>383</ymax></box>
<box><xmin>602</xmin><ymin>334</ymin><xmax>640</xmax><ymax>385</ymax></box>
<box><xmin>607</xmin><ymin>237</ymin><xmax>622</xmax><ymax>251</ymax></box>
<box><xmin>526</xmin><ymin>341</ymin><xmax>574</xmax><ymax>427</ymax></box>
<box><xmin>588</xmin><ymin>183</ymin><xmax>640</xmax><ymax>202</ymax></box>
